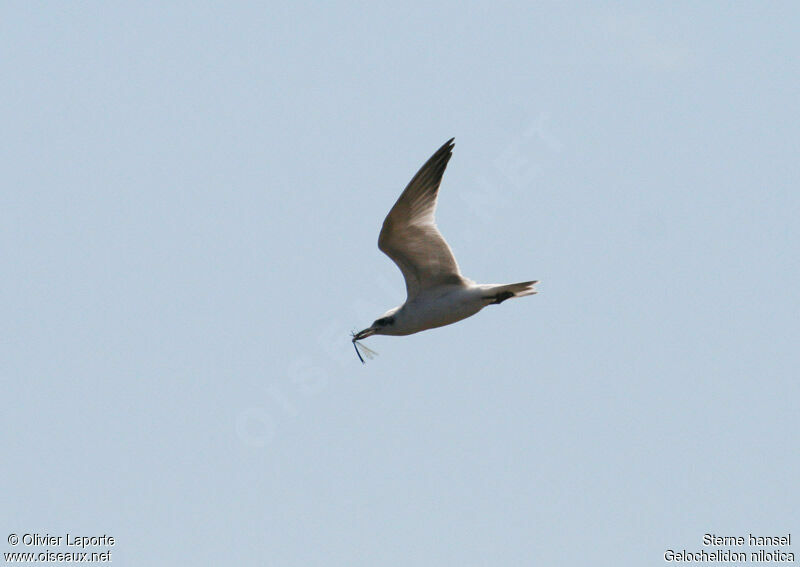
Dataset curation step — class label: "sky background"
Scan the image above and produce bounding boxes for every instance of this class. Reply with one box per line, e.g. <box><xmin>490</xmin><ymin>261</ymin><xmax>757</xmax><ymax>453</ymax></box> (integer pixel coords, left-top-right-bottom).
<box><xmin>2</xmin><ymin>2</ymin><xmax>798</xmax><ymax>565</ymax></box>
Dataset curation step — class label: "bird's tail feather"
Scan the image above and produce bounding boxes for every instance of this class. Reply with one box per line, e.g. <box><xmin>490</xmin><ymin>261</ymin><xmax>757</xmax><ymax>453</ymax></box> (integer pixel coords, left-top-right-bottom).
<box><xmin>483</xmin><ymin>280</ymin><xmax>538</xmax><ymax>304</ymax></box>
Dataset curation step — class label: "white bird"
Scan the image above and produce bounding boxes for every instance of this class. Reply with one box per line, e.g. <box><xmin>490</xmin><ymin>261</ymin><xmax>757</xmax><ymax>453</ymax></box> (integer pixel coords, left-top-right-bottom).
<box><xmin>352</xmin><ymin>138</ymin><xmax>538</xmax><ymax>363</ymax></box>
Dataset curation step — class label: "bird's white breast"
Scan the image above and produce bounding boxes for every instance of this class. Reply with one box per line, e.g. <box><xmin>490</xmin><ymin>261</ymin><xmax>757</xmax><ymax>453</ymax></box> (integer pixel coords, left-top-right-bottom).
<box><xmin>394</xmin><ymin>285</ymin><xmax>486</xmax><ymax>335</ymax></box>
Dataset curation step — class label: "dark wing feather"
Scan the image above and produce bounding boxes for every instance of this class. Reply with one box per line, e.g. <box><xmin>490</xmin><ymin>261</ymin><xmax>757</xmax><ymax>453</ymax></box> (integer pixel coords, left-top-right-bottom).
<box><xmin>378</xmin><ymin>138</ymin><xmax>465</xmax><ymax>299</ymax></box>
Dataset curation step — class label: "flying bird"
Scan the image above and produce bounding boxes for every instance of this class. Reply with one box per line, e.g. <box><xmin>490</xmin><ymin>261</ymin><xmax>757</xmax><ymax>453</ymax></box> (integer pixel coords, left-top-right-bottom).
<box><xmin>352</xmin><ymin>138</ymin><xmax>538</xmax><ymax>362</ymax></box>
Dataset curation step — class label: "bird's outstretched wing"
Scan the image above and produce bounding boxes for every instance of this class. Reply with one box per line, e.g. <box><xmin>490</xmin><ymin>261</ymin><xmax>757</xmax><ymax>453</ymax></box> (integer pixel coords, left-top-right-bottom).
<box><xmin>378</xmin><ymin>138</ymin><xmax>466</xmax><ymax>300</ymax></box>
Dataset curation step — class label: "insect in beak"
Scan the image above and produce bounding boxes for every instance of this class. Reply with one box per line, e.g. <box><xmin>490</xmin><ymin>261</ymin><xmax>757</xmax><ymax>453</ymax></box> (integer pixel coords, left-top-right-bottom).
<box><xmin>351</xmin><ymin>329</ymin><xmax>378</xmax><ymax>364</ymax></box>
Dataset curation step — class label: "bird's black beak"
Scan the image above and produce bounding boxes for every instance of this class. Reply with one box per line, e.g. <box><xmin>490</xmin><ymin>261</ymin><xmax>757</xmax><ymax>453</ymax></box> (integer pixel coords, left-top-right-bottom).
<box><xmin>353</xmin><ymin>327</ymin><xmax>376</xmax><ymax>341</ymax></box>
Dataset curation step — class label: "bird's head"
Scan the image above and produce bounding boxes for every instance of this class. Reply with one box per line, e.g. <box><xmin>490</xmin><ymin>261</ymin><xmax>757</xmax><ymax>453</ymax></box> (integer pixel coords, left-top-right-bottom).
<box><xmin>353</xmin><ymin>308</ymin><xmax>399</xmax><ymax>340</ymax></box>
<box><xmin>351</xmin><ymin>308</ymin><xmax>400</xmax><ymax>363</ymax></box>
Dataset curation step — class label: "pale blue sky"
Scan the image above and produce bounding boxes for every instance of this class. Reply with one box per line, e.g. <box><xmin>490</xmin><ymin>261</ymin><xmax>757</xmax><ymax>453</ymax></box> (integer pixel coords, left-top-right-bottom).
<box><xmin>2</xmin><ymin>3</ymin><xmax>798</xmax><ymax>566</ymax></box>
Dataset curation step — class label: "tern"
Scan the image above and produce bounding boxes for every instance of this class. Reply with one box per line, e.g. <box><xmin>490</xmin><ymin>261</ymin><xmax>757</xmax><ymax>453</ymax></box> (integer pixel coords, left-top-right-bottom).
<box><xmin>352</xmin><ymin>138</ymin><xmax>538</xmax><ymax>363</ymax></box>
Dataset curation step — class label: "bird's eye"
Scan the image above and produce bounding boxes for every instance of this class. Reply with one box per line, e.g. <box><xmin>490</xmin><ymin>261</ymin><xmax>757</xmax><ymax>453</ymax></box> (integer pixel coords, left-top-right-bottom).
<box><xmin>375</xmin><ymin>317</ymin><xmax>394</xmax><ymax>326</ymax></box>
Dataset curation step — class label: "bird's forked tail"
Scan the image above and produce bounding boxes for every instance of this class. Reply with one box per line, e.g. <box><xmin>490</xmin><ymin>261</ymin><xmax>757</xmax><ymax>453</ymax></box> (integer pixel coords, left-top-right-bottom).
<box><xmin>483</xmin><ymin>280</ymin><xmax>538</xmax><ymax>304</ymax></box>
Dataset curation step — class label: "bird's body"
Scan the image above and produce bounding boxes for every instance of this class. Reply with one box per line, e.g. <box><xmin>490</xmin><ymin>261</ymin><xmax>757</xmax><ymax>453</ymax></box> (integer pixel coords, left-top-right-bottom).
<box><xmin>375</xmin><ymin>284</ymin><xmax>483</xmax><ymax>336</ymax></box>
<box><xmin>352</xmin><ymin>138</ymin><xmax>537</xmax><ymax>361</ymax></box>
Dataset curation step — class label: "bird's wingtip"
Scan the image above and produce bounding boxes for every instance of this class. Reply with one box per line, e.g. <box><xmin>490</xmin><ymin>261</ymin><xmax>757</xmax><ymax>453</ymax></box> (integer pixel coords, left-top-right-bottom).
<box><xmin>437</xmin><ymin>137</ymin><xmax>455</xmax><ymax>154</ymax></box>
